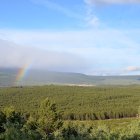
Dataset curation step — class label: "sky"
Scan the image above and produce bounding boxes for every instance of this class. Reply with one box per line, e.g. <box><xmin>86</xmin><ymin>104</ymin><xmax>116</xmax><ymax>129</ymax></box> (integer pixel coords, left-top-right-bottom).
<box><xmin>0</xmin><ymin>0</ymin><xmax>140</xmax><ymax>75</ymax></box>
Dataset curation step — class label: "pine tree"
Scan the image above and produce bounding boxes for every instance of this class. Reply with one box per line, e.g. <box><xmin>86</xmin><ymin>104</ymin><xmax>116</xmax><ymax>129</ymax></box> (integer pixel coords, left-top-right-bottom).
<box><xmin>36</xmin><ymin>98</ymin><xmax>63</xmax><ymax>137</ymax></box>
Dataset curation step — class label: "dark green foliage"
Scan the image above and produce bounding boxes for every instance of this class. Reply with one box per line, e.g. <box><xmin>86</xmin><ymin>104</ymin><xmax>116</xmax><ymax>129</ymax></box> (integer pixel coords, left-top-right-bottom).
<box><xmin>0</xmin><ymin>98</ymin><xmax>63</xmax><ymax>140</ymax></box>
<box><xmin>1</xmin><ymin>97</ymin><xmax>140</xmax><ymax>139</ymax></box>
<box><xmin>0</xmin><ymin>111</ymin><xmax>6</xmax><ymax>133</ymax></box>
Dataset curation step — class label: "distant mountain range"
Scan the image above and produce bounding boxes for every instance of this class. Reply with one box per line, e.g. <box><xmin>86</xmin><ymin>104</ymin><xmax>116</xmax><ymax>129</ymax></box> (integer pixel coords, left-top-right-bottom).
<box><xmin>1</xmin><ymin>68</ymin><xmax>140</xmax><ymax>87</ymax></box>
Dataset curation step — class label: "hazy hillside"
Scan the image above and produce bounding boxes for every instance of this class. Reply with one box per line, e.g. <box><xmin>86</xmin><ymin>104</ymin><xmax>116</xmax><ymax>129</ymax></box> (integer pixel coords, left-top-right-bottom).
<box><xmin>1</xmin><ymin>68</ymin><xmax>140</xmax><ymax>86</ymax></box>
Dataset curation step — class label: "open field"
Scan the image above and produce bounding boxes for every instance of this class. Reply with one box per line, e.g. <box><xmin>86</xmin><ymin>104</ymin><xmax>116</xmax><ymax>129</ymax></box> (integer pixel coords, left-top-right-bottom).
<box><xmin>65</xmin><ymin>117</ymin><xmax>137</xmax><ymax>131</ymax></box>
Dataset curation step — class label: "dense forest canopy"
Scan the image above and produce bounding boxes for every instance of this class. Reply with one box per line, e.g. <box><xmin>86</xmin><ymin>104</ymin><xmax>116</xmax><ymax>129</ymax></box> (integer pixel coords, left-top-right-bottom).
<box><xmin>0</xmin><ymin>85</ymin><xmax>140</xmax><ymax>120</ymax></box>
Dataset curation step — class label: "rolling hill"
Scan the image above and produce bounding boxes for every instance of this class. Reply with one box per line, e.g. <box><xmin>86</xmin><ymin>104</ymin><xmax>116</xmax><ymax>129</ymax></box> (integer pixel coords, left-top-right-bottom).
<box><xmin>1</xmin><ymin>68</ymin><xmax>140</xmax><ymax>87</ymax></box>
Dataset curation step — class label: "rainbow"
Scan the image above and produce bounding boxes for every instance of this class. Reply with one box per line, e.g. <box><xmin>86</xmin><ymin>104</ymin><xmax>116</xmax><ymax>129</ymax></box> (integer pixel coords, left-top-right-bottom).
<box><xmin>15</xmin><ymin>63</ymin><xmax>30</xmax><ymax>85</ymax></box>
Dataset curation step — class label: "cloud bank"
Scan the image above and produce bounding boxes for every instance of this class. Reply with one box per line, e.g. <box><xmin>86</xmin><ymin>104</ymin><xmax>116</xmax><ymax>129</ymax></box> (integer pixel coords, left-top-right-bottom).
<box><xmin>0</xmin><ymin>39</ymin><xmax>87</xmax><ymax>73</ymax></box>
<box><xmin>1</xmin><ymin>28</ymin><xmax>140</xmax><ymax>75</ymax></box>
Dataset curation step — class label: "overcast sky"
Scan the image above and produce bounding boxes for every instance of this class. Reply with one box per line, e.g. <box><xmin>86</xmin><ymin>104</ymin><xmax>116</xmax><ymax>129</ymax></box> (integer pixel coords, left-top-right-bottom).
<box><xmin>0</xmin><ymin>0</ymin><xmax>140</xmax><ymax>75</ymax></box>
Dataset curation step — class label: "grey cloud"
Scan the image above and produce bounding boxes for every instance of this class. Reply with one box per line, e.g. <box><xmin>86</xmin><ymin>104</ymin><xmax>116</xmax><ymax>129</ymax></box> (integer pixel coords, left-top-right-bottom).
<box><xmin>84</xmin><ymin>0</ymin><xmax>140</xmax><ymax>5</ymax></box>
<box><xmin>0</xmin><ymin>39</ymin><xmax>87</xmax><ymax>73</ymax></box>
